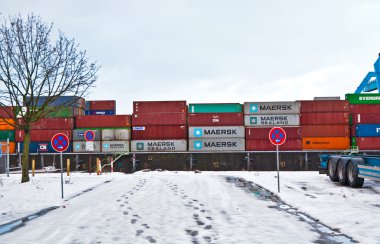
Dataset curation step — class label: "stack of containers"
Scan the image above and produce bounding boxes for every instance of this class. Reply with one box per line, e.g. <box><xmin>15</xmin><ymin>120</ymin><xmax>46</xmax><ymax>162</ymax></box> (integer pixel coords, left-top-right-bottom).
<box><xmin>85</xmin><ymin>100</ymin><xmax>116</xmax><ymax>115</ymax></box>
<box><xmin>131</xmin><ymin>101</ymin><xmax>187</xmax><ymax>152</ymax></box>
<box><xmin>26</xmin><ymin>96</ymin><xmax>85</xmax><ymax>117</ymax></box>
<box><xmin>347</xmin><ymin>93</ymin><xmax>380</xmax><ymax>150</ymax></box>
<box><xmin>188</xmin><ymin>103</ymin><xmax>245</xmax><ymax>151</ymax></box>
<box><xmin>0</xmin><ymin>107</ymin><xmax>16</xmax><ymax>154</ymax></box>
<box><xmin>300</xmin><ymin>100</ymin><xmax>350</xmax><ymax>150</ymax></box>
<box><xmin>244</xmin><ymin>101</ymin><xmax>302</xmax><ymax>150</ymax></box>
<box><xmin>74</xmin><ymin>115</ymin><xmax>132</xmax><ymax>153</ymax></box>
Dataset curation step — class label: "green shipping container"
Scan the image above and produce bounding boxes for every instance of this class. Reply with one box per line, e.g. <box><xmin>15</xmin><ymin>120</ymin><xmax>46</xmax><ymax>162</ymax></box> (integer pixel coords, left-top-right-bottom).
<box><xmin>351</xmin><ymin>137</ymin><xmax>357</xmax><ymax>147</ymax></box>
<box><xmin>345</xmin><ymin>93</ymin><xmax>380</xmax><ymax>104</ymax></box>
<box><xmin>0</xmin><ymin>130</ymin><xmax>15</xmax><ymax>141</ymax></box>
<box><xmin>188</xmin><ymin>103</ymin><xmax>242</xmax><ymax>113</ymax></box>
<box><xmin>47</xmin><ymin>107</ymin><xmax>85</xmax><ymax>118</ymax></box>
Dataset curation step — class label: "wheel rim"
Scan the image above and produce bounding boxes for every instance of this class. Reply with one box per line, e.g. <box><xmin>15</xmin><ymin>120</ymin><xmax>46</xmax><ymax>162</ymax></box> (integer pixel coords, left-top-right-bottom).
<box><xmin>347</xmin><ymin>163</ymin><xmax>354</xmax><ymax>183</ymax></box>
<box><xmin>328</xmin><ymin>162</ymin><xmax>334</xmax><ymax>175</ymax></box>
<box><xmin>338</xmin><ymin>163</ymin><xmax>343</xmax><ymax>180</ymax></box>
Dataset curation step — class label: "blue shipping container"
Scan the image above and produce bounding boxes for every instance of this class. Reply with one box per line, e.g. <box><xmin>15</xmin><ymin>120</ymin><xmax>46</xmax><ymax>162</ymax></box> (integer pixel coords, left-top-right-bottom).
<box><xmin>86</xmin><ymin>110</ymin><xmax>116</xmax><ymax>115</ymax></box>
<box><xmin>19</xmin><ymin>142</ymin><xmax>73</xmax><ymax>153</ymax></box>
<box><xmin>25</xmin><ymin>96</ymin><xmax>84</xmax><ymax>108</ymax></box>
<box><xmin>85</xmin><ymin>101</ymin><xmax>91</xmax><ymax>111</ymax></box>
<box><xmin>355</xmin><ymin>124</ymin><xmax>380</xmax><ymax>137</ymax></box>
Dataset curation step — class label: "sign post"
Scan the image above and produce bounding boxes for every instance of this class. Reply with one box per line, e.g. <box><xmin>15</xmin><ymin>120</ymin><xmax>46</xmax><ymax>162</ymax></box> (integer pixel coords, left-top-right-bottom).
<box><xmin>51</xmin><ymin>133</ymin><xmax>70</xmax><ymax>199</ymax></box>
<box><xmin>84</xmin><ymin>130</ymin><xmax>95</xmax><ymax>175</ymax></box>
<box><xmin>269</xmin><ymin>127</ymin><xmax>286</xmax><ymax>193</ymax></box>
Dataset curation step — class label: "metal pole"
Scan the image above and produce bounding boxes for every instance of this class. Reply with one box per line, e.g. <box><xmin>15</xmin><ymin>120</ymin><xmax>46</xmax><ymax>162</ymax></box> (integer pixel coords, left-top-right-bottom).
<box><xmin>276</xmin><ymin>145</ymin><xmax>280</xmax><ymax>193</ymax></box>
<box><xmin>60</xmin><ymin>152</ymin><xmax>64</xmax><ymax>199</ymax></box>
<box><xmin>247</xmin><ymin>152</ymin><xmax>250</xmax><ymax>171</ymax></box>
<box><xmin>132</xmin><ymin>154</ymin><xmax>136</xmax><ymax>172</ymax></box>
<box><xmin>190</xmin><ymin>153</ymin><xmax>193</xmax><ymax>170</ymax></box>
<box><xmin>6</xmin><ymin>138</ymin><xmax>9</xmax><ymax>177</ymax></box>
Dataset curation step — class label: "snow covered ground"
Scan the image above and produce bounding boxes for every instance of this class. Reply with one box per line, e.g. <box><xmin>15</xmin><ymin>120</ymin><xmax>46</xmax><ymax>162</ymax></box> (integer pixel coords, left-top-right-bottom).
<box><xmin>0</xmin><ymin>171</ymin><xmax>379</xmax><ymax>243</ymax></box>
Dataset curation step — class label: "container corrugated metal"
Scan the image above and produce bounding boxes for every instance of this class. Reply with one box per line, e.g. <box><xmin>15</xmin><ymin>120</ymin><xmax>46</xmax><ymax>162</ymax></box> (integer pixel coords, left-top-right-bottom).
<box><xmin>85</xmin><ymin>101</ymin><xmax>91</xmax><ymax>111</ymax></box>
<box><xmin>350</xmin><ymin>104</ymin><xmax>380</xmax><ymax>114</ymax></box>
<box><xmin>0</xmin><ymin>106</ymin><xmax>15</xmax><ymax>118</ymax></box>
<box><xmin>302</xmin><ymin>137</ymin><xmax>350</xmax><ymax>150</ymax></box>
<box><xmin>352</xmin><ymin>113</ymin><xmax>380</xmax><ymax>124</ymax></box>
<box><xmin>73</xmin><ymin>141</ymin><xmax>101</xmax><ymax>152</ymax></box>
<box><xmin>15</xmin><ymin>130</ymin><xmax>72</xmax><ymax>142</ymax></box>
<box><xmin>73</xmin><ymin>129</ymin><xmax>101</xmax><ymax>141</ymax></box>
<box><xmin>0</xmin><ymin>142</ymin><xmax>15</xmax><ymax>153</ymax></box>
<box><xmin>244</xmin><ymin>102</ymin><xmax>300</xmax><ymax>115</ymax></box>
<box><xmin>189</xmin><ymin>103</ymin><xmax>242</xmax><ymax>113</ymax></box>
<box><xmin>131</xmin><ymin>140</ymin><xmax>187</xmax><ymax>152</ymax></box>
<box><xmin>89</xmin><ymin>100</ymin><xmax>116</xmax><ymax>110</ymax></box>
<box><xmin>26</xmin><ymin>96</ymin><xmax>85</xmax><ymax>108</ymax></box>
<box><xmin>300</xmin><ymin>100</ymin><xmax>349</xmax><ymax>112</ymax></box>
<box><xmin>345</xmin><ymin>93</ymin><xmax>380</xmax><ymax>104</ymax></box>
<box><xmin>47</xmin><ymin>107</ymin><xmax>85</xmax><ymax>118</ymax></box>
<box><xmin>101</xmin><ymin>141</ymin><xmax>130</xmax><ymax>152</ymax></box>
<box><xmin>0</xmin><ymin>130</ymin><xmax>15</xmax><ymax>141</ymax></box>
<box><xmin>246</xmin><ymin>139</ymin><xmax>302</xmax><ymax>151</ymax></box>
<box><xmin>0</xmin><ymin>119</ymin><xmax>15</xmax><ymax>130</ymax></box>
<box><xmin>85</xmin><ymin>110</ymin><xmax>116</xmax><ymax>115</ymax></box>
<box><xmin>132</xmin><ymin>112</ymin><xmax>187</xmax><ymax>126</ymax></box>
<box><xmin>245</xmin><ymin>127</ymin><xmax>302</xmax><ymax>140</ymax></box>
<box><xmin>244</xmin><ymin>114</ymin><xmax>300</xmax><ymax>126</ymax></box>
<box><xmin>76</xmin><ymin>115</ymin><xmax>131</xmax><ymax>128</ymax></box>
<box><xmin>355</xmin><ymin>137</ymin><xmax>380</xmax><ymax>150</ymax></box>
<box><xmin>30</xmin><ymin>118</ymin><xmax>74</xmax><ymax>130</ymax></box>
<box><xmin>300</xmin><ymin>112</ymin><xmax>349</xmax><ymax>125</ymax></box>
<box><xmin>302</xmin><ymin>125</ymin><xmax>350</xmax><ymax>137</ymax></box>
<box><xmin>101</xmin><ymin>129</ymin><xmax>131</xmax><ymax>141</ymax></box>
<box><xmin>188</xmin><ymin>113</ymin><xmax>244</xmax><ymax>126</ymax></box>
<box><xmin>133</xmin><ymin>101</ymin><xmax>187</xmax><ymax>113</ymax></box>
<box><xmin>189</xmin><ymin>126</ymin><xmax>245</xmax><ymax>139</ymax></box>
<box><xmin>189</xmin><ymin>138</ymin><xmax>245</xmax><ymax>151</ymax></box>
<box><xmin>354</xmin><ymin>124</ymin><xmax>380</xmax><ymax>137</ymax></box>
<box><xmin>132</xmin><ymin>125</ymin><xmax>187</xmax><ymax>140</ymax></box>
<box><xmin>19</xmin><ymin>142</ymin><xmax>72</xmax><ymax>153</ymax></box>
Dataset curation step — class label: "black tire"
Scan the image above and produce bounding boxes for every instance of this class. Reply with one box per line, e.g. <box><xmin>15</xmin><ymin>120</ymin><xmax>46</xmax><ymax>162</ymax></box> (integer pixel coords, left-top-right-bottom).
<box><xmin>328</xmin><ymin>159</ymin><xmax>338</xmax><ymax>182</ymax></box>
<box><xmin>337</xmin><ymin>161</ymin><xmax>348</xmax><ymax>185</ymax></box>
<box><xmin>347</xmin><ymin>161</ymin><xmax>364</xmax><ymax>188</ymax></box>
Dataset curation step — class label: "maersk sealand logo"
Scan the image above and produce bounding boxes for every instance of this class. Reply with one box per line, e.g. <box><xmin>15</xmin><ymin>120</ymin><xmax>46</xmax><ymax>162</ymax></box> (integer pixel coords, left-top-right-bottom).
<box><xmin>250</xmin><ymin>104</ymin><xmax>258</xmax><ymax>113</ymax></box>
<box><xmin>136</xmin><ymin>142</ymin><xmax>144</xmax><ymax>151</ymax></box>
<box><xmin>194</xmin><ymin>128</ymin><xmax>203</xmax><ymax>137</ymax></box>
<box><xmin>194</xmin><ymin>141</ymin><xmax>203</xmax><ymax>150</ymax></box>
<box><xmin>250</xmin><ymin>117</ymin><xmax>258</xmax><ymax>124</ymax></box>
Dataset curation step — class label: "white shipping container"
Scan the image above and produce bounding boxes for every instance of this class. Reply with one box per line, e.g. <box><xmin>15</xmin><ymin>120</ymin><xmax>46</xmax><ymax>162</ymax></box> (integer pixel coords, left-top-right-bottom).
<box><xmin>131</xmin><ymin>140</ymin><xmax>187</xmax><ymax>152</ymax></box>
<box><xmin>73</xmin><ymin>129</ymin><xmax>101</xmax><ymax>141</ymax></box>
<box><xmin>188</xmin><ymin>126</ymin><xmax>245</xmax><ymax>139</ymax></box>
<box><xmin>244</xmin><ymin>102</ymin><xmax>300</xmax><ymax>115</ymax></box>
<box><xmin>189</xmin><ymin>138</ymin><xmax>245</xmax><ymax>151</ymax></box>
<box><xmin>73</xmin><ymin>141</ymin><xmax>101</xmax><ymax>152</ymax></box>
<box><xmin>101</xmin><ymin>129</ymin><xmax>131</xmax><ymax>141</ymax></box>
<box><xmin>244</xmin><ymin>114</ymin><xmax>300</xmax><ymax>126</ymax></box>
<box><xmin>102</xmin><ymin>141</ymin><xmax>130</xmax><ymax>152</ymax></box>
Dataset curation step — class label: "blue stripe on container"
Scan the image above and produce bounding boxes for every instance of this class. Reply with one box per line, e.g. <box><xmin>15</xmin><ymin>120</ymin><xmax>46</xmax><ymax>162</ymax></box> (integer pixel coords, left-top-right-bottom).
<box><xmin>355</xmin><ymin>124</ymin><xmax>380</xmax><ymax>137</ymax></box>
<box><xmin>19</xmin><ymin>142</ymin><xmax>73</xmax><ymax>153</ymax></box>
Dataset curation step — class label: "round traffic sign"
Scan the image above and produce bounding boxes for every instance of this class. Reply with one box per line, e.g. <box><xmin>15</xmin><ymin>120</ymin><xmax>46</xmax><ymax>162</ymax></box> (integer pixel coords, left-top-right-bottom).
<box><xmin>269</xmin><ymin>127</ymin><xmax>286</xmax><ymax>146</ymax></box>
<box><xmin>51</xmin><ymin>133</ymin><xmax>70</xmax><ymax>152</ymax></box>
<box><xmin>84</xmin><ymin>130</ymin><xmax>95</xmax><ymax>142</ymax></box>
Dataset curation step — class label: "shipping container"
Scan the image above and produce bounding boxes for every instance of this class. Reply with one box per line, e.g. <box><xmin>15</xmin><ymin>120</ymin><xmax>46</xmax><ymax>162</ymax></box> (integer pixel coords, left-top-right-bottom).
<box><xmin>246</xmin><ymin>139</ymin><xmax>302</xmax><ymax>151</ymax></box>
<box><xmin>0</xmin><ymin>106</ymin><xmax>15</xmax><ymax>118</ymax></box>
<box><xmin>73</xmin><ymin>141</ymin><xmax>101</xmax><ymax>153</ymax></box>
<box><xmin>351</xmin><ymin>113</ymin><xmax>380</xmax><ymax>124</ymax></box>
<box><xmin>85</xmin><ymin>110</ymin><xmax>116</xmax><ymax>116</ymax></box>
<box><xmin>102</xmin><ymin>141</ymin><xmax>130</xmax><ymax>153</ymax></box>
<box><xmin>302</xmin><ymin>137</ymin><xmax>350</xmax><ymax>150</ymax></box>
<box><xmin>0</xmin><ymin>119</ymin><xmax>15</xmax><ymax>130</ymax></box>
<box><xmin>354</xmin><ymin>124</ymin><xmax>380</xmax><ymax>137</ymax></box>
<box><xmin>188</xmin><ymin>113</ymin><xmax>244</xmax><ymax>126</ymax></box>
<box><xmin>355</xmin><ymin>137</ymin><xmax>380</xmax><ymax>150</ymax></box>
<box><xmin>89</xmin><ymin>100</ymin><xmax>116</xmax><ymax>110</ymax></box>
<box><xmin>15</xmin><ymin>130</ymin><xmax>72</xmax><ymax>142</ymax></box>
<box><xmin>245</xmin><ymin>127</ymin><xmax>302</xmax><ymax>140</ymax></box>
<box><xmin>85</xmin><ymin>101</ymin><xmax>91</xmax><ymax>111</ymax></box>
<box><xmin>25</xmin><ymin>96</ymin><xmax>85</xmax><ymax>108</ymax></box>
<box><xmin>302</xmin><ymin>125</ymin><xmax>350</xmax><ymax>137</ymax></box>
<box><xmin>76</xmin><ymin>115</ymin><xmax>131</xmax><ymax>128</ymax></box>
<box><xmin>345</xmin><ymin>93</ymin><xmax>380</xmax><ymax>104</ymax></box>
<box><xmin>132</xmin><ymin>112</ymin><xmax>187</xmax><ymax>126</ymax></box>
<box><xmin>0</xmin><ymin>130</ymin><xmax>15</xmax><ymax>141</ymax></box>
<box><xmin>18</xmin><ymin>141</ymin><xmax>72</xmax><ymax>153</ymax></box>
<box><xmin>244</xmin><ymin>102</ymin><xmax>300</xmax><ymax>115</ymax></box>
<box><xmin>189</xmin><ymin>138</ymin><xmax>245</xmax><ymax>151</ymax></box>
<box><xmin>350</xmin><ymin>104</ymin><xmax>380</xmax><ymax>114</ymax></box>
<box><xmin>132</xmin><ymin>125</ymin><xmax>187</xmax><ymax>140</ymax></box>
<box><xmin>188</xmin><ymin>126</ymin><xmax>245</xmax><ymax>139</ymax></box>
<box><xmin>133</xmin><ymin>101</ymin><xmax>187</xmax><ymax>113</ymax></box>
<box><xmin>189</xmin><ymin>103</ymin><xmax>242</xmax><ymax>113</ymax></box>
<box><xmin>131</xmin><ymin>140</ymin><xmax>187</xmax><ymax>152</ymax></box>
<box><xmin>47</xmin><ymin>107</ymin><xmax>85</xmax><ymax>118</ymax></box>
<box><xmin>244</xmin><ymin>114</ymin><xmax>300</xmax><ymax>126</ymax></box>
<box><xmin>300</xmin><ymin>112</ymin><xmax>349</xmax><ymax>125</ymax></box>
<box><xmin>1</xmin><ymin>141</ymin><xmax>16</xmax><ymax>153</ymax></box>
<box><xmin>300</xmin><ymin>100</ymin><xmax>349</xmax><ymax>112</ymax></box>
<box><xmin>26</xmin><ymin>118</ymin><xmax>75</xmax><ymax>130</ymax></box>
<box><xmin>101</xmin><ymin>129</ymin><xmax>131</xmax><ymax>141</ymax></box>
<box><xmin>73</xmin><ymin>129</ymin><xmax>101</xmax><ymax>141</ymax></box>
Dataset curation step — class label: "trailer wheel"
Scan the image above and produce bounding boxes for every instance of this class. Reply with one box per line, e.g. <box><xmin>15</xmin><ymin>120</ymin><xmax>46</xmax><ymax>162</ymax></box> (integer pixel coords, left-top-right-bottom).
<box><xmin>347</xmin><ymin>161</ymin><xmax>364</xmax><ymax>188</ymax></box>
<box><xmin>337</xmin><ymin>161</ymin><xmax>348</xmax><ymax>185</ymax></box>
<box><xmin>328</xmin><ymin>159</ymin><xmax>338</xmax><ymax>182</ymax></box>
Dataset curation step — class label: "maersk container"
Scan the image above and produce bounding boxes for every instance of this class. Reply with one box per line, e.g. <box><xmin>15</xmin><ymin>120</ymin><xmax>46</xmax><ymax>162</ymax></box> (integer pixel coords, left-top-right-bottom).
<box><xmin>302</xmin><ymin>137</ymin><xmax>350</xmax><ymax>150</ymax></box>
<box><xmin>300</xmin><ymin>112</ymin><xmax>349</xmax><ymax>125</ymax></box>
<box><xmin>355</xmin><ymin>137</ymin><xmax>380</xmax><ymax>150</ymax></box>
<box><xmin>19</xmin><ymin>141</ymin><xmax>72</xmax><ymax>153</ymax></box>
<box><xmin>131</xmin><ymin>140</ymin><xmax>187</xmax><ymax>152</ymax></box>
<box><xmin>188</xmin><ymin>113</ymin><xmax>244</xmax><ymax>126</ymax></box>
<box><xmin>300</xmin><ymin>100</ymin><xmax>349</xmax><ymax>112</ymax></box>
<box><xmin>302</xmin><ymin>125</ymin><xmax>350</xmax><ymax>137</ymax></box>
<box><xmin>189</xmin><ymin>138</ymin><xmax>245</xmax><ymax>151</ymax></box>
<box><xmin>350</xmin><ymin>104</ymin><xmax>380</xmax><ymax>114</ymax></box>
<box><xmin>188</xmin><ymin>103</ymin><xmax>242</xmax><ymax>113</ymax></box>
<box><xmin>354</xmin><ymin>124</ymin><xmax>380</xmax><ymax>137</ymax></box>
<box><xmin>102</xmin><ymin>141</ymin><xmax>130</xmax><ymax>153</ymax></box>
<box><xmin>73</xmin><ymin>141</ymin><xmax>101</xmax><ymax>153</ymax></box>
<box><xmin>245</xmin><ymin>127</ymin><xmax>302</xmax><ymax>140</ymax></box>
<box><xmin>15</xmin><ymin>130</ymin><xmax>72</xmax><ymax>142</ymax></box>
<box><xmin>101</xmin><ymin>129</ymin><xmax>131</xmax><ymax>141</ymax></box>
<box><xmin>352</xmin><ymin>113</ymin><xmax>380</xmax><ymax>124</ymax></box>
<box><xmin>133</xmin><ymin>101</ymin><xmax>187</xmax><ymax>113</ymax></box>
<box><xmin>345</xmin><ymin>93</ymin><xmax>380</xmax><ymax>104</ymax></box>
<box><xmin>132</xmin><ymin>112</ymin><xmax>187</xmax><ymax>126</ymax></box>
<box><xmin>89</xmin><ymin>100</ymin><xmax>116</xmax><ymax>110</ymax></box>
<box><xmin>188</xmin><ymin>126</ymin><xmax>245</xmax><ymax>139</ymax></box>
<box><xmin>76</xmin><ymin>115</ymin><xmax>131</xmax><ymax>128</ymax></box>
<box><xmin>243</xmin><ymin>102</ymin><xmax>300</xmax><ymax>115</ymax></box>
<box><xmin>132</xmin><ymin>125</ymin><xmax>187</xmax><ymax>140</ymax></box>
<box><xmin>73</xmin><ymin>129</ymin><xmax>101</xmax><ymax>141</ymax></box>
<box><xmin>244</xmin><ymin>114</ymin><xmax>299</xmax><ymax>126</ymax></box>
<box><xmin>246</xmin><ymin>139</ymin><xmax>302</xmax><ymax>151</ymax></box>
<box><xmin>29</xmin><ymin>118</ymin><xmax>74</xmax><ymax>130</ymax></box>
<box><xmin>85</xmin><ymin>110</ymin><xmax>116</xmax><ymax>116</ymax></box>
<box><xmin>0</xmin><ymin>130</ymin><xmax>15</xmax><ymax>141</ymax></box>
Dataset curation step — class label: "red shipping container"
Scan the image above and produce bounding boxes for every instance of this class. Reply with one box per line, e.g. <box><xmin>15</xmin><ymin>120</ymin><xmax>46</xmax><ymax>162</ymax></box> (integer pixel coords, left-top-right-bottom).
<box><xmin>300</xmin><ymin>100</ymin><xmax>349</xmax><ymax>113</ymax></box>
<box><xmin>350</xmin><ymin>105</ymin><xmax>380</xmax><ymax>114</ymax></box>
<box><xmin>28</xmin><ymin>118</ymin><xmax>74</xmax><ymax>130</ymax></box>
<box><xmin>132</xmin><ymin>125</ymin><xmax>187</xmax><ymax>140</ymax></box>
<box><xmin>89</xmin><ymin>100</ymin><xmax>116</xmax><ymax>110</ymax></box>
<box><xmin>245</xmin><ymin>127</ymin><xmax>302</xmax><ymax>140</ymax></box>
<box><xmin>246</xmin><ymin>139</ymin><xmax>302</xmax><ymax>151</ymax></box>
<box><xmin>300</xmin><ymin>112</ymin><xmax>349</xmax><ymax>125</ymax></box>
<box><xmin>76</xmin><ymin>115</ymin><xmax>131</xmax><ymax>128</ymax></box>
<box><xmin>352</xmin><ymin>113</ymin><xmax>380</xmax><ymax>124</ymax></box>
<box><xmin>15</xmin><ymin>130</ymin><xmax>72</xmax><ymax>142</ymax></box>
<box><xmin>133</xmin><ymin>101</ymin><xmax>187</xmax><ymax>113</ymax></box>
<box><xmin>302</xmin><ymin>125</ymin><xmax>350</xmax><ymax>137</ymax></box>
<box><xmin>132</xmin><ymin>112</ymin><xmax>187</xmax><ymax>126</ymax></box>
<box><xmin>188</xmin><ymin>113</ymin><xmax>244</xmax><ymax>126</ymax></box>
<box><xmin>0</xmin><ymin>106</ymin><xmax>15</xmax><ymax>118</ymax></box>
<box><xmin>356</xmin><ymin>137</ymin><xmax>380</xmax><ymax>150</ymax></box>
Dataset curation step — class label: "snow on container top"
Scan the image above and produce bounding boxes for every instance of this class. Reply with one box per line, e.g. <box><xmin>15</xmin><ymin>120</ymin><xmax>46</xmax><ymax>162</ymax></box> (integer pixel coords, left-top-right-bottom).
<box><xmin>299</xmin><ymin>100</ymin><xmax>349</xmax><ymax>112</ymax></box>
<box><xmin>189</xmin><ymin>103</ymin><xmax>242</xmax><ymax>113</ymax></box>
<box><xmin>243</xmin><ymin>102</ymin><xmax>300</xmax><ymax>115</ymax></box>
<box><xmin>345</xmin><ymin>93</ymin><xmax>380</xmax><ymax>104</ymax></box>
<box><xmin>133</xmin><ymin>101</ymin><xmax>187</xmax><ymax>113</ymax></box>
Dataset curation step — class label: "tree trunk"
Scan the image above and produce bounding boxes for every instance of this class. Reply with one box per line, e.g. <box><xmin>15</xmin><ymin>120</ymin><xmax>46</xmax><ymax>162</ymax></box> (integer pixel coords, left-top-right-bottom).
<box><xmin>21</xmin><ymin>128</ymin><xmax>31</xmax><ymax>183</ymax></box>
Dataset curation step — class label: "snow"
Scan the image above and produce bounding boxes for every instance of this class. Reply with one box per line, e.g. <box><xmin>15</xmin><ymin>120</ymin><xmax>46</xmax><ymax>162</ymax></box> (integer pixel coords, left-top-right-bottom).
<box><xmin>0</xmin><ymin>171</ymin><xmax>379</xmax><ymax>243</ymax></box>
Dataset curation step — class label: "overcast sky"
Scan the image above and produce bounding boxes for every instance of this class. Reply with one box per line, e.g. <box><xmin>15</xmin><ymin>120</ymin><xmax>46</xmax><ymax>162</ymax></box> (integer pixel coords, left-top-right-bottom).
<box><xmin>2</xmin><ymin>0</ymin><xmax>380</xmax><ymax>114</ymax></box>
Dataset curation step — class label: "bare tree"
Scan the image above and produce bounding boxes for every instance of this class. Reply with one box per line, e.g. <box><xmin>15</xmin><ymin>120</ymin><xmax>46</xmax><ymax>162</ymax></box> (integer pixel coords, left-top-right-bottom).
<box><xmin>0</xmin><ymin>14</ymin><xmax>99</xmax><ymax>183</ymax></box>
